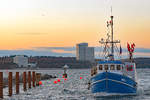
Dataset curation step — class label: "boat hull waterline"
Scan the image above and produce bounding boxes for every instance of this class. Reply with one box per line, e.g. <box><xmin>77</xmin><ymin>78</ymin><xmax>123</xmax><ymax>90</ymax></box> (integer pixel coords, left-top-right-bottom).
<box><xmin>91</xmin><ymin>72</ymin><xmax>137</xmax><ymax>94</ymax></box>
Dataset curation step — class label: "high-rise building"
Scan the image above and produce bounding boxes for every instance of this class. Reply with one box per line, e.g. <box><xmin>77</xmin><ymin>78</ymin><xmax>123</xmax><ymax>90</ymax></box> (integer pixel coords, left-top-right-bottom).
<box><xmin>76</xmin><ymin>43</ymin><xmax>94</xmax><ymax>62</ymax></box>
<box><xmin>13</xmin><ymin>55</ymin><xmax>28</xmax><ymax>67</ymax></box>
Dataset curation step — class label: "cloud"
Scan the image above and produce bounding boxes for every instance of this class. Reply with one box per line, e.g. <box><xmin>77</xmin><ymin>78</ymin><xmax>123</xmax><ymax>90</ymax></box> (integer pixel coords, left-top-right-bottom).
<box><xmin>51</xmin><ymin>49</ymin><xmax>75</xmax><ymax>54</ymax></box>
<box><xmin>17</xmin><ymin>33</ymin><xmax>48</xmax><ymax>35</ymax></box>
<box><xmin>135</xmin><ymin>48</ymin><xmax>150</xmax><ymax>53</ymax></box>
<box><xmin>0</xmin><ymin>47</ymin><xmax>149</xmax><ymax>58</ymax></box>
<box><xmin>94</xmin><ymin>47</ymin><xmax>150</xmax><ymax>58</ymax></box>
<box><xmin>0</xmin><ymin>49</ymin><xmax>75</xmax><ymax>57</ymax></box>
<box><xmin>33</xmin><ymin>47</ymin><xmax>76</xmax><ymax>51</ymax></box>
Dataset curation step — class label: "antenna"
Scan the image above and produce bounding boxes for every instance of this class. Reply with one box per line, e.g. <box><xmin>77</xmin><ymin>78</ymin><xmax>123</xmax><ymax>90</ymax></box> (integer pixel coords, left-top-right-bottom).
<box><xmin>111</xmin><ymin>6</ymin><xmax>112</xmax><ymax>16</ymax></box>
<box><xmin>109</xmin><ymin>6</ymin><xmax>114</xmax><ymax>60</ymax></box>
<box><xmin>100</xmin><ymin>6</ymin><xmax>120</xmax><ymax>60</ymax></box>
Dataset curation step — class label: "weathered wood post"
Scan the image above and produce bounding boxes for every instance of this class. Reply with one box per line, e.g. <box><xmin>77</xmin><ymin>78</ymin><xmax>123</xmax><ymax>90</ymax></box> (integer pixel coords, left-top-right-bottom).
<box><xmin>28</xmin><ymin>71</ymin><xmax>31</xmax><ymax>89</ymax></box>
<box><xmin>32</xmin><ymin>71</ymin><xmax>35</xmax><ymax>87</ymax></box>
<box><xmin>16</xmin><ymin>72</ymin><xmax>19</xmax><ymax>94</ymax></box>
<box><xmin>36</xmin><ymin>73</ymin><xmax>41</xmax><ymax>86</ymax></box>
<box><xmin>23</xmin><ymin>72</ymin><xmax>27</xmax><ymax>91</ymax></box>
<box><xmin>0</xmin><ymin>72</ymin><xmax>3</xmax><ymax>99</ymax></box>
<box><xmin>8</xmin><ymin>72</ymin><xmax>12</xmax><ymax>96</ymax></box>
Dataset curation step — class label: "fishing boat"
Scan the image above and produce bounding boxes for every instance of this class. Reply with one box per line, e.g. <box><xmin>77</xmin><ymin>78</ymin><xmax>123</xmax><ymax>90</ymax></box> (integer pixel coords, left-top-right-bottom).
<box><xmin>90</xmin><ymin>14</ymin><xmax>138</xmax><ymax>94</ymax></box>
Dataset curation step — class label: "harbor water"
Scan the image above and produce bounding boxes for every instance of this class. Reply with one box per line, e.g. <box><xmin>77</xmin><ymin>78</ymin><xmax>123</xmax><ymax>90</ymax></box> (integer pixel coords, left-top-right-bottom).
<box><xmin>1</xmin><ymin>68</ymin><xmax>150</xmax><ymax>100</ymax></box>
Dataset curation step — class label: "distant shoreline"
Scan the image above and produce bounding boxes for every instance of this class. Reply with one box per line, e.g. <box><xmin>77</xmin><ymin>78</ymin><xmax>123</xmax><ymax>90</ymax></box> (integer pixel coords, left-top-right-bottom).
<box><xmin>0</xmin><ymin>68</ymin><xmax>92</xmax><ymax>70</ymax></box>
<box><xmin>0</xmin><ymin>67</ymin><xmax>149</xmax><ymax>70</ymax></box>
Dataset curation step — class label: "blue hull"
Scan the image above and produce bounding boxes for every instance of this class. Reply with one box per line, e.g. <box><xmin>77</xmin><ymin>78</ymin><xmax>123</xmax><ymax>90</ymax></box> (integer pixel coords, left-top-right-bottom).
<box><xmin>91</xmin><ymin>72</ymin><xmax>137</xmax><ymax>94</ymax></box>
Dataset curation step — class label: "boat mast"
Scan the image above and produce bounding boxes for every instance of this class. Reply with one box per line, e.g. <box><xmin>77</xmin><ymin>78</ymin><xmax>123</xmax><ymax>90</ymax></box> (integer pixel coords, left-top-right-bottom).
<box><xmin>110</xmin><ymin>15</ymin><xmax>114</xmax><ymax>60</ymax></box>
<box><xmin>99</xmin><ymin>7</ymin><xmax>120</xmax><ymax>60</ymax></box>
<box><xmin>110</xmin><ymin>6</ymin><xmax>114</xmax><ymax>60</ymax></box>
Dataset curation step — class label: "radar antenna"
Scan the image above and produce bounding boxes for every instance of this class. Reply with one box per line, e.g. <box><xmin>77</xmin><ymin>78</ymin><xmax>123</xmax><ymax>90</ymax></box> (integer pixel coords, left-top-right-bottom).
<box><xmin>99</xmin><ymin>7</ymin><xmax>120</xmax><ymax>60</ymax></box>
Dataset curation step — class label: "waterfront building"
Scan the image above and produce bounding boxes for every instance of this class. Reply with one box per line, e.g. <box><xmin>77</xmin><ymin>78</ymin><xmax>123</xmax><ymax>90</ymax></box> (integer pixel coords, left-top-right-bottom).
<box><xmin>76</xmin><ymin>43</ymin><xmax>94</xmax><ymax>62</ymax></box>
<box><xmin>13</xmin><ymin>55</ymin><xmax>28</xmax><ymax>67</ymax></box>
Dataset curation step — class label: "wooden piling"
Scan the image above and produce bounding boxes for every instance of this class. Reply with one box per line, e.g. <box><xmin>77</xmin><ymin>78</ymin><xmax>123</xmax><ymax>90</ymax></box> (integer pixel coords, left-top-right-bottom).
<box><xmin>32</xmin><ymin>71</ymin><xmax>35</xmax><ymax>87</ymax></box>
<box><xmin>28</xmin><ymin>71</ymin><xmax>31</xmax><ymax>89</ymax></box>
<box><xmin>16</xmin><ymin>72</ymin><xmax>19</xmax><ymax>94</ymax></box>
<box><xmin>36</xmin><ymin>73</ymin><xmax>41</xmax><ymax>86</ymax></box>
<box><xmin>8</xmin><ymin>72</ymin><xmax>12</xmax><ymax>96</ymax></box>
<box><xmin>0</xmin><ymin>72</ymin><xmax>3</xmax><ymax>99</ymax></box>
<box><xmin>23</xmin><ymin>72</ymin><xmax>27</xmax><ymax>91</ymax></box>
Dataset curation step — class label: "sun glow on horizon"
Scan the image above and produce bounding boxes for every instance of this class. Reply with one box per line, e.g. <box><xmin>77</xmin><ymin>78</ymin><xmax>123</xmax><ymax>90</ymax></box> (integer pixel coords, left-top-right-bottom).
<box><xmin>0</xmin><ymin>0</ymin><xmax>149</xmax><ymax>50</ymax></box>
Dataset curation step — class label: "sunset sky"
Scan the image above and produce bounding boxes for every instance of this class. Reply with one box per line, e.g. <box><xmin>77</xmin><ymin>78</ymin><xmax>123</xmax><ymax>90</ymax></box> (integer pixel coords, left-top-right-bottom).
<box><xmin>0</xmin><ymin>0</ymin><xmax>149</xmax><ymax>57</ymax></box>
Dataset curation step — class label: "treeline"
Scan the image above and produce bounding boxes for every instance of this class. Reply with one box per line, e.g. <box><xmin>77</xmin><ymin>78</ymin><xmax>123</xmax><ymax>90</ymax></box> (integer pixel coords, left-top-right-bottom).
<box><xmin>0</xmin><ymin>56</ymin><xmax>94</xmax><ymax>69</ymax></box>
<box><xmin>0</xmin><ymin>56</ymin><xmax>149</xmax><ymax>69</ymax></box>
<box><xmin>29</xmin><ymin>56</ymin><xmax>94</xmax><ymax>68</ymax></box>
<box><xmin>122</xmin><ymin>57</ymin><xmax>150</xmax><ymax>68</ymax></box>
<box><xmin>133</xmin><ymin>58</ymin><xmax>150</xmax><ymax>68</ymax></box>
<box><xmin>0</xmin><ymin>63</ymin><xmax>18</xmax><ymax>69</ymax></box>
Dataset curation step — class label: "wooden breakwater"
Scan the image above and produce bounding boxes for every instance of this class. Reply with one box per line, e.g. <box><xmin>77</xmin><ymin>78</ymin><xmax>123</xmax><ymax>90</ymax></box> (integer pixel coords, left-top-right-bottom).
<box><xmin>0</xmin><ymin>71</ymin><xmax>55</xmax><ymax>99</ymax></box>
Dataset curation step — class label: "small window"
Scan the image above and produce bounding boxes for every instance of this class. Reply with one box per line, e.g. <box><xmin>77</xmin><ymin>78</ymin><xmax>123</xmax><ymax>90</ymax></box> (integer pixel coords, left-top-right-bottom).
<box><xmin>110</xmin><ymin>65</ymin><xmax>115</xmax><ymax>70</ymax></box>
<box><xmin>117</xmin><ymin>65</ymin><xmax>121</xmax><ymax>70</ymax></box>
<box><xmin>99</xmin><ymin>65</ymin><xmax>103</xmax><ymax>70</ymax></box>
<box><xmin>104</xmin><ymin>65</ymin><xmax>108</xmax><ymax>70</ymax></box>
<box><xmin>91</xmin><ymin>69</ymin><xmax>93</xmax><ymax>76</ymax></box>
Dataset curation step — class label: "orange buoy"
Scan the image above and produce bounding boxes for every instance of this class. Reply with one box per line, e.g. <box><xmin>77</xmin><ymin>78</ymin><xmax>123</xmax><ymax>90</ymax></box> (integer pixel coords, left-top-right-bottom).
<box><xmin>64</xmin><ymin>78</ymin><xmax>67</xmax><ymax>81</ymax></box>
<box><xmin>54</xmin><ymin>80</ymin><xmax>57</xmax><ymax>84</ymax></box>
<box><xmin>39</xmin><ymin>81</ymin><xmax>42</xmax><ymax>85</ymax></box>
<box><xmin>57</xmin><ymin>79</ymin><xmax>60</xmax><ymax>82</ymax></box>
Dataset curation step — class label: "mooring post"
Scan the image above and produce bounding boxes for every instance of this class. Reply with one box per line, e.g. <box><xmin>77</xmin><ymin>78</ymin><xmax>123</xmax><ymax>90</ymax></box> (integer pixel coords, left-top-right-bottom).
<box><xmin>28</xmin><ymin>71</ymin><xmax>31</xmax><ymax>89</ymax></box>
<box><xmin>0</xmin><ymin>72</ymin><xmax>3</xmax><ymax>99</ymax></box>
<box><xmin>23</xmin><ymin>72</ymin><xmax>27</xmax><ymax>91</ymax></box>
<box><xmin>8</xmin><ymin>72</ymin><xmax>12</xmax><ymax>96</ymax></box>
<box><xmin>36</xmin><ymin>73</ymin><xmax>41</xmax><ymax>86</ymax></box>
<box><xmin>16</xmin><ymin>72</ymin><xmax>19</xmax><ymax>94</ymax></box>
<box><xmin>36</xmin><ymin>73</ymin><xmax>39</xmax><ymax>86</ymax></box>
<box><xmin>32</xmin><ymin>71</ymin><xmax>35</xmax><ymax>87</ymax></box>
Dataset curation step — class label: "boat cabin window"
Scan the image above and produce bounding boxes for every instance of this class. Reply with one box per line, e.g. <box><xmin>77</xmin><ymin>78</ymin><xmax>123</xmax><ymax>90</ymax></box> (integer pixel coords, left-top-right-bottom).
<box><xmin>99</xmin><ymin>65</ymin><xmax>103</xmax><ymax>70</ymax></box>
<box><xmin>110</xmin><ymin>65</ymin><xmax>115</xmax><ymax>70</ymax></box>
<box><xmin>104</xmin><ymin>65</ymin><xmax>108</xmax><ymax>70</ymax></box>
<box><xmin>91</xmin><ymin>69</ymin><xmax>93</xmax><ymax>76</ymax></box>
<box><xmin>95</xmin><ymin>67</ymin><xmax>97</xmax><ymax>74</ymax></box>
<box><xmin>117</xmin><ymin>65</ymin><xmax>121</xmax><ymax>70</ymax></box>
<box><xmin>92</xmin><ymin>67</ymin><xmax>97</xmax><ymax>75</ymax></box>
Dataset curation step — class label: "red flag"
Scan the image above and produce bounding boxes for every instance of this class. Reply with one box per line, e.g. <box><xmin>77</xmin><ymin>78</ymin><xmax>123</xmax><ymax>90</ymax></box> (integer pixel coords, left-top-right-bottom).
<box><xmin>127</xmin><ymin>43</ymin><xmax>130</xmax><ymax>52</ymax></box>
<box><xmin>130</xmin><ymin>48</ymin><xmax>133</xmax><ymax>52</ymax></box>
<box><xmin>109</xmin><ymin>20</ymin><xmax>112</xmax><ymax>24</ymax></box>
<box><xmin>131</xmin><ymin>43</ymin><xmax>135</xmax><ymax>48</ymax></box>
<box><xmin>131</xmin><ymin>43</ymin><xmax>135</xmax><ymax>52</ymax></box>
<box><xmin>133</xmin><ymin>43</ymin><xmax>135</xmax><ymax>47</ymax></box>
